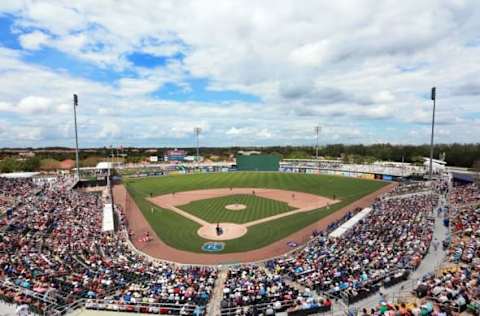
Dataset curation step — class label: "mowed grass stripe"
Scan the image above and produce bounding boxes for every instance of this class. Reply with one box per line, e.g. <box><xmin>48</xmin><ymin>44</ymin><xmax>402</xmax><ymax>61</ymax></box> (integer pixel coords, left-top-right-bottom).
<box><xmin>178</xmin><ymin>194</ymin><xmax>294</xmax><ymax>224</ymax></box>
<box><xmin>125</xmin><ymin>172</ymin><xmax>388</xmax><ymax>253</ymax></box>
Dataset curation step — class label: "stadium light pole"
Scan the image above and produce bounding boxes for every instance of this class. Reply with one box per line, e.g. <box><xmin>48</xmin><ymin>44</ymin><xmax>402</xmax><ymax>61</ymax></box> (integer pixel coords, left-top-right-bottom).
<box><xmin>429</xmin><ymin>87</ymin><xmax>436</xmax><ymax>182</ymax></box>
<box><xmin>73</xmin><ymin>94</ymin><xmax>80</xmax><ymax>180</ymax></box>
<box><xmin>194</xmin><ymin>127</ymin><xmax>201</xmax><ymax>165</ymax></box>
<box><xmin>315</xmin><ymin>126</ymin><xmax>321</xmax><ymax>160</ymax></box>
<box><xmin>429</xmin><ymin>87</ymin><xmax>437</xmax><ymax>214</ymax></box>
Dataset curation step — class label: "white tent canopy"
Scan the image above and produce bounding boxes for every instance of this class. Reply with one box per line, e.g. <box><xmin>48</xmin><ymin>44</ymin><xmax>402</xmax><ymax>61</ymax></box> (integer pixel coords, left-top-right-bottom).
<box><xmin>0</xmin><ymin>172</ymin><xmax>39</xmax><ymax>178</ymax></box>
<box><xmin>102</xmin><ymin>203</ymin><xmax>114</xmax><ymax>232</ymax></box>
<box><xmin>329</xmin><ymin>207</ymin><xmax>372</xmax><ymax>238</ymax></box>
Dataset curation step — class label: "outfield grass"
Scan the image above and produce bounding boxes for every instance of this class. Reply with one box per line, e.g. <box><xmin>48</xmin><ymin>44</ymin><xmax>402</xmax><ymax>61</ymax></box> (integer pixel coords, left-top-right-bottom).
<box><xmin>125</xmin><ymin>172</ymin><xmax>387</xmax><ymax>253</ymax></box>
<box><xmin>178</xmin><ymin>194</ymin><xmax>295</xmax><ymax>224</ymax></box>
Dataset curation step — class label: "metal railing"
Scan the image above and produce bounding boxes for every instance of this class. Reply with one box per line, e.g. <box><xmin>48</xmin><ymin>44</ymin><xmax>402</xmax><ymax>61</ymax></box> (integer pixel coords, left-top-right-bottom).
<box><xmin>219</xmin><ymin>298</ymin><xmax>333</xmax><ymax>315</ymax></box>
<box><xmin>84</xmin><ymin>299</ymin><xmax>204</xmax><ymax>314</ymax></box>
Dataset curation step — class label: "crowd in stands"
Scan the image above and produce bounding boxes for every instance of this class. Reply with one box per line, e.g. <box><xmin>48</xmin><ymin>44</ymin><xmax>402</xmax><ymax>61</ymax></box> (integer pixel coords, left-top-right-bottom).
<box><xmin>0</xmin><ymin>174</ymin><xmax>460</xmax><ymax>316</ymax></box>
<box><xmin>104</xmin><ymin>265</ymin><xmax>216</xmax><ymax>314</ymax></box>
<box><xmin>220</xmin><ymin>265</ymin><xmax>332</xmax><ymax>315</ymax></box>
<box><xmin>268</xmin><ymin>194</ymin><xmax>435</xmax><ymax>304</ymax></box>
<box><xmin>448</xmin><ymin>183</ymin><xmax>480</xmax><ymax>207</ymax></box>
<box><xmin>413</xmin><ymin>183</ymin><xmax>480</xmax><ymax>314</ymax></box>
<box><xmin>360</xmin><ymin>300</ymin><xmax>451</xmax><ymax>316</ymax></box>
<box><xmin>0</xmin><ymin>177</ymin><xmax>216</xmax><ymax>315</ymax></box>
<box><xmin>383</xmin><ymin>182</ymin><xmax>430</xmax><ymax>197</ymax></box>
<box><xmin>0</xmin><ymin>178</ymin><xmax>35</xmax><ymax>199</ymax></box>
<box><xmin>0</xmin><ymin>178</ymin><xmax>36</xmax><ymax>213</ymax></box>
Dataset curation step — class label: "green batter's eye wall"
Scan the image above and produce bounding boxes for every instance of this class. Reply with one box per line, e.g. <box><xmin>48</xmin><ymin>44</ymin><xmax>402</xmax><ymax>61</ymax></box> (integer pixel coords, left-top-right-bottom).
<box><xmin>235</xmin><ymin>154</ymin><xmax>281</xmax><ymax>171</ymax></box>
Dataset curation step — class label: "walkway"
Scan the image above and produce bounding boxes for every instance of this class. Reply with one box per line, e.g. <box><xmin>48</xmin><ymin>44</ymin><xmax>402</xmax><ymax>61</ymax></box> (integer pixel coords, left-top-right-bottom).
<box><xmin>382</xmin><ymin>190</ymin><xmax>431</xmax><ymax>201</ymax></box>
<box><xmin>0</xmin><ymin>302</ymin><xmax>17</xmax><ymax>316</ymax></box>
<box><xmin>206</xmin><ymin>269</ymin><xmax>228</xmax><ymax>316</ymax></box>
<box><xmin>350</xmin><ymin>194</ymin><xmax>449</xmax><ymax>311</ymax></box>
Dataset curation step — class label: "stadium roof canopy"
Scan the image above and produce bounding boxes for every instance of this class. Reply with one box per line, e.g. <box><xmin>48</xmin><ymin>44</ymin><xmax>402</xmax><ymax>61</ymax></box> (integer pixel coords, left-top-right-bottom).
<box><xmin>0</xmin><ymin>172</ymin><xmax>40</xmax><ymax>178</ymax></box>
<box><xmin>95</xmin><ymin>162</ymin><xmax>122</xmax><ymax>170</ymax></box>
<box><xmin>102</xmin><ymin>203</ymin><xmax>114</xmax><ymax>232</ymax></box>
<box><xmin>330</xmin><ymin>207</ymin><xmax>372</xmax><ymax>238</ymax></box>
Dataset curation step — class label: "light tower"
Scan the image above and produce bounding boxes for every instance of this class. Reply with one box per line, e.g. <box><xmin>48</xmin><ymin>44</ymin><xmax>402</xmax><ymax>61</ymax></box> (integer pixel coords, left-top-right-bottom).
<box><xmin>429</xmin><ymin>87</ymin><xmax>437</xmax><ymax>213</ymax></box>
<box><xmin>314</xmin><ymin>125</ymin><xmax>321</xmax><ymax>160</ymax></box>
<box><xmin>194</xmin><ymin>127</ymin><xmax>201</xmax><ymax>164</ymax></box>
<box><xmin>73</xmin><ymin>94</ymin><xmax>80</xmax><ymax>180</ymax></box>
<box><xmin>429</xmin><ymin>87</ymin><xmax>436</xmax><ymax>182</ymax></box>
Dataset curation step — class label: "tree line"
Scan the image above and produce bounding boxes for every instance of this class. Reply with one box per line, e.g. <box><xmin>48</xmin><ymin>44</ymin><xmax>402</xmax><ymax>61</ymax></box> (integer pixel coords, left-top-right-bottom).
<box><xmin>273</xmin><ymin>143</ymin><xmax>480</xmax><ymax>168</ymax></box>
<box><xmin>0</xmin><ymin>143</ymin><xmax>479</xmax><ymax>173</ymax></box>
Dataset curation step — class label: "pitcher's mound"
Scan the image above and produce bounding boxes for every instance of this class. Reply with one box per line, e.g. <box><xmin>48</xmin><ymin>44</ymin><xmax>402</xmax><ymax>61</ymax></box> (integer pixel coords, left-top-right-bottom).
<box><xmin>198</xmin><ymin>223</ymin><xmax>247</xmax><ymax>241</ymax></box>
<box><xmin>225</xmin><ymin>204</ymin><xmax>246</xmax><ymax>211</ymax></box>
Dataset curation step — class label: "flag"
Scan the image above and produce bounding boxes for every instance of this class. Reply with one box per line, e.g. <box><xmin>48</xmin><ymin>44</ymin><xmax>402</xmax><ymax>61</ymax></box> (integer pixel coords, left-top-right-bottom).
<box><xmin>431</xmin><ymin>87</ymin><xmax>436</xmax><ymax>101</ymax></box>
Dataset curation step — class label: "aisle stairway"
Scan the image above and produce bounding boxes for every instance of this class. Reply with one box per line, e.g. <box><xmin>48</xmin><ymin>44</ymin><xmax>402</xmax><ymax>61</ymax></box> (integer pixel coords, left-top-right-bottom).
<box><xmin>206</xmin><ymin>268</ymin><xmax>228</xmax><ymax>316</ymax></box>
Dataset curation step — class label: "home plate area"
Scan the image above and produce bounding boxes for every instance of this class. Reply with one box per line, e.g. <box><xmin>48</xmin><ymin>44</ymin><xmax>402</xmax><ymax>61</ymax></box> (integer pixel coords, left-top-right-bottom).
<box><xmin>197</xmin><ymin>223</ymin><xmax>248</xmax><ymax>240</ymax></box>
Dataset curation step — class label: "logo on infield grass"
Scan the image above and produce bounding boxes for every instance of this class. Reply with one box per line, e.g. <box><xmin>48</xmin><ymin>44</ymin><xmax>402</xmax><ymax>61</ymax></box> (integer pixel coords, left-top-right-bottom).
<box><xmin>202</xmin><ymin>242</ymin><xmax>225</xmax><ymax>252</ymax></box>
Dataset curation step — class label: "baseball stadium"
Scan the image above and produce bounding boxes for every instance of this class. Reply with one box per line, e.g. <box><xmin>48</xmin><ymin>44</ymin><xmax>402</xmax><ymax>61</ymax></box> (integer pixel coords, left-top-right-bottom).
<box><xmin>1</xmin><ymin>2</ymin><xmax>480</xmax><ymax>316</ymax></box>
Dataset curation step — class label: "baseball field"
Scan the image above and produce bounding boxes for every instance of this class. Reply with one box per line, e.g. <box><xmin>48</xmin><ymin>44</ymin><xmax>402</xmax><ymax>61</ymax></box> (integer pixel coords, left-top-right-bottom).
<box><xmin>124</xmin><ymin>172</ymin><xmax>387</xmax><ymax>254</ymax></box>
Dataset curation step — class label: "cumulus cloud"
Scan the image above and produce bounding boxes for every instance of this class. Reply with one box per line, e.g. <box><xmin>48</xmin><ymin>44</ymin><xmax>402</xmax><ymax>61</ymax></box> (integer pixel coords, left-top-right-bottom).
<box><xmin>289</xmin><ymin>40</ymin><xmax>333</xmax><ymax>67</ymax></box>
<box><xmin>99</xmin><ymin>121</ymin><xmax>121</xmax><ymax>139</ymax></box>
<box><xmin>0</xmin><ymin>96</ymin><xmax>62</xmax><ymax>114</ymax></box>
<box><xmin>16</xmin><ymin>96</ymin><xmax>52</xmax><ymax>114</ymax></box>
<box><xmin>0</xmin><ymin>0</ymin><xmax>479</xmax><ymax>146</ymax></box>
<box><xmin>18</xmin><ymin>31</ymin><xmax>50</xmax><ymax>50</ymax></box>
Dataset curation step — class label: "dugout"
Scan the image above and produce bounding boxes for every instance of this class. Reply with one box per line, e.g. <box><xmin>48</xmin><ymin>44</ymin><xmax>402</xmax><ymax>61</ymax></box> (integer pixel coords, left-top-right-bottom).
<box><xmin>236</xmin><ymin>154</ymin><xmax>281</xmax><ymax>171</ymax></box>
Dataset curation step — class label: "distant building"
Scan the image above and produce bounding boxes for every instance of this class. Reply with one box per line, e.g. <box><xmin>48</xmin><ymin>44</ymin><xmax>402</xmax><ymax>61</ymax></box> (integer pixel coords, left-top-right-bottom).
<box><xmin>95</xmin><ymin>162</ymin><xmax>122</xmax><ymax>170</ymax></box>
<box><xmin>59</xmin><ymin>159</ymin><xmax>75</xmax><ymax>170</ymax></box>
<box><xmin>165</xmin><ymin>149</ymin><xmax>187</xmax><ymax>161</ymax></box>
<box><xmin>149</xmin><ymin>156</ymin><xmax>159</xmax><ymax>162</ymax></box>
<box><xmin>18</xmin><ymin>151</ymin><xmax>35</xmax><ymax>158</ymax></box>
<box><xmin>184</xmin><ymin>155</ymin><xmax>203</xmax><ymax>162</ymax></box>
<box><xmin>237</xmin><ymin>150</ymin><xmax>262</xmax><ymax>156</ymax></box>
<box><xmin>423</xmin><ymin>158</ymin><xmax>446</xmax><ymax>174</ymax></box>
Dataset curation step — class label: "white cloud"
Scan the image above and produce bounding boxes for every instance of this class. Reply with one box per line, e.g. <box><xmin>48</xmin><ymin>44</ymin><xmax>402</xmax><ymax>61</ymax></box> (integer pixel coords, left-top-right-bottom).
<box><xmin>0</xmin><ymin>1</ymin><xmax>479</xmax><ymax>146</ymax></box>
<box><xmin>99</xmin><ymin>121</ymin><xmax>121</xmax><ymax>139</ymax></box>
<box><xmin>0</xmin><ymin>101</ymin><xmax>12</xmax><ymax>112</ymax></box>
<box><xmin>226</xmin><ymin>127</ymin><xmax>272</xmax><ymax>140</ymax></box>
<box><xmin>15</xmin><ymin>126</ymin><xmax>44</xmax><ymax>141</ymax></box>
<box><xmin>289</xmin><ymin>40</ymin><xmax>332</xmax><ymax>67</ymax></box>
<box><xmin>18</xmin><ymin>31</ymin><xmax>50</xmax><ymax>50</ymax></box>
<box><xmin>169</xmin><ymin>121</ymin><xmax>209</xmax><ymax>139</ymax></box>
<box><xmin>116</xmin><ymin>78</ymin><xmax>160</xmax><ymax>97</ymax></box>
<box><xmin>372</xmin><ymin>91</ymin><xmax>395</xmax><ymax>103</ymax></box>
<box><xmin>16</xmin><ymin>96</ymin><xmax>52</xmax><ymax>114</ymax></box>
<box><xmin>226</xmin><ymin>127</ymin><xmax>243</xmax><ymax>136</ymax></box>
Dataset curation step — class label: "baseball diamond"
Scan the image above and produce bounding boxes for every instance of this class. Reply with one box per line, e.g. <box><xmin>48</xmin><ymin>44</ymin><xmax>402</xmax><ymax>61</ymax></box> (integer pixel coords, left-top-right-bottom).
<box><xmin>120</xmin><ymin>172</ymin><xmax>389</xmax><ymax>263</ymax></box>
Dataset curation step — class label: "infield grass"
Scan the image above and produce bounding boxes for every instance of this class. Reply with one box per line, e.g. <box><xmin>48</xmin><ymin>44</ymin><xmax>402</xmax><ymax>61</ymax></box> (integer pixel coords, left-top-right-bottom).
<box><xmin>125</xmin><ymin>172</ymin><xmax>387</xmax><ymax>253</ymax></box>
<box><xmin>178</xmin><ymin>194</ymin><xmax>295</xmax><ymax>224</ymax></box>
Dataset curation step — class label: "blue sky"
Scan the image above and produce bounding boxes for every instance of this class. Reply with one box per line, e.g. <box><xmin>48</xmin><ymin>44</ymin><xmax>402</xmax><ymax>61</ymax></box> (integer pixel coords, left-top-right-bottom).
<box><xmin>0</xmin><ymin>1</ymin><xmax>479</xmax><ymax>148</ymax></box>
